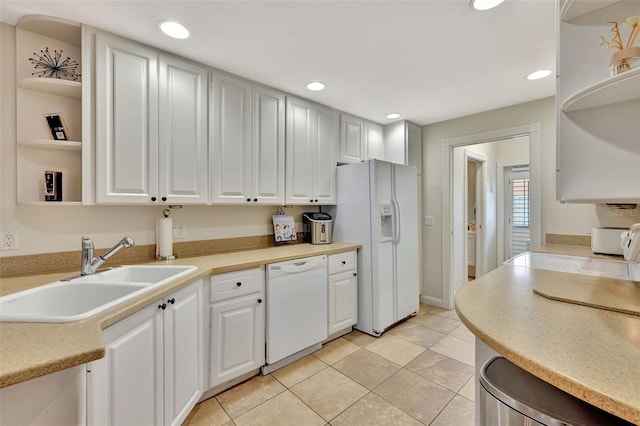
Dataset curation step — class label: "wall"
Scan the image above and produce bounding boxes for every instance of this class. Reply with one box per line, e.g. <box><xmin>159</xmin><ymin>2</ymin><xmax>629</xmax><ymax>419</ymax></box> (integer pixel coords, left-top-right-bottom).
<box><xmin>1</xmin><ymin>23</ymin><xmax>310</xmax><ymax>258</ymax></box>
<box><xmin>421</xmin><ymin>96</ymin><xmax>639</xmax><ymax>303</ymax></box>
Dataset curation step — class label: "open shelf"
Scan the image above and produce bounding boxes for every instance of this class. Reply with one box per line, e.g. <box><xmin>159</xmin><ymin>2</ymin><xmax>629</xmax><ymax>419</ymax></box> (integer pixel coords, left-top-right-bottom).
<box><xmin>561</xmin><ymin>0</ymin><xmax>622</xmax><ymax>22</ymax></box>
<box><xmin>18</xmin><ymin>77</ymin><xmax>81</xmax><ymax>99</ymax></box>
<box><xmin>562</xmin><ymin>68</ymin><xmax>640</xmax><ymax>112</ymax></box>
<box><xmin>19</xmin><ymin>139</ymin><xmax>82</xmax><ymax>152</ymax></box>
<box><xmin>17</xmin><ymin>15</ymin><xmax>81</xmax><ymax>45</ymax></box>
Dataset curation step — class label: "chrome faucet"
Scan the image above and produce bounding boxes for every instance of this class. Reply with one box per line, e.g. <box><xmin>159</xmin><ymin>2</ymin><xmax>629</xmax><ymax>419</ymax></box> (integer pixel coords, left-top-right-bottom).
<box><xmin>81</xmin><ymin>236</ymin><xmax>135</xmax><ymax>275</ymax></box>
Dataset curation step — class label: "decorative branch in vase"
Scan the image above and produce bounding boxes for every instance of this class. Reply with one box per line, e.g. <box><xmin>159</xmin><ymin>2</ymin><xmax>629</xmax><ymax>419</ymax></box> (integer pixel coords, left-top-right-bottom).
<box><xmin>598</xmin><ymin>15</ymin><xmax>640</xmax><ymax>76</ymax></box>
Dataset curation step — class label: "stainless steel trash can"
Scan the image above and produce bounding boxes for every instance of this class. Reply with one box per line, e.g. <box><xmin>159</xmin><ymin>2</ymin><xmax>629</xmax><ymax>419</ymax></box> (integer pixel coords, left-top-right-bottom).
<box><xmin>479</xmin><ymin>357</ymin><xmax>632</xmax><ymax>426</ymax></box>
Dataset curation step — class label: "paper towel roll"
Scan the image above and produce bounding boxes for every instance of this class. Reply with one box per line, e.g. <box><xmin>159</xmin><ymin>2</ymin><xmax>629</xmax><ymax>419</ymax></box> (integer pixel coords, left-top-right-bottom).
<box><xmin>157</xmin><ymin>217</ymin><xmax>173</xmax><ymax>258</ymax></box>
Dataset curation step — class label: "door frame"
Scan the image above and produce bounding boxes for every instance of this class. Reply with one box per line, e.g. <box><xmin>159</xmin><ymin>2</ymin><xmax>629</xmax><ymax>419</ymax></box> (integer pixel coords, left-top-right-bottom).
<box><xmin>440</xmin><ymin>123</ymin><xmax>541</xmax><ymax>310</ymax></box>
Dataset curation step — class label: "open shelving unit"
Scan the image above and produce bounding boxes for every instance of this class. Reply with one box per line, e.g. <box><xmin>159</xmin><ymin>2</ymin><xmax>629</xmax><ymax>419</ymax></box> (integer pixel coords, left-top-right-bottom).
<box><xmin>556</xmin><ymin>0</ymin><xmax>640</xmax><ymax>203</ymax></box>
<box><xmin>16</xmin><ymin>15</ymin><xmax>83</xmax><ymax>205</ymax></box>
<box><xmin>562</xmin><ymin>68</ymin><xmax>640</xmax><ymax>112</ymax></box>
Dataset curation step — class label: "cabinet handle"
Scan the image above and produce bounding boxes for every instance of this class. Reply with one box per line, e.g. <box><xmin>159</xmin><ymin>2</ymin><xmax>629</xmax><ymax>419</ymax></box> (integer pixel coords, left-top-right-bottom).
<box><xmin>236</xmin><ymin>282</ymin><xmax>242</xmax><ymax>287</ymax></box>
<box><xmin>353</xmin><ymin>273</ymin><xmax>357</xmax><ymax>277</ymax></box>
<box><xmin>310</xmin><ymin>199</ymin><xmax>314</xmax><ymax>203</ymax></box>
<box><xmin>158</xmin><ymin>303</ymin><xmax>167</xmax><ymax>310</ymax></box>
<box><xmin>167</xmin><ymin>298</ymin><xmax>175</xmax><ymax>304</ymax></box>
<box><xmin>253</xmin><ymin>198</ymin><xmax>258</xmax><ymax>202</ymax></box>
<box><xmin>341</xmin><ymin>260</ymin><xmax>346</xmax><ymax>265</ymax></box>
<box><xmin>257</xmin><ymin>298</ymin><xmax>262</xmax><ymax>304</ymax></box>
<box><xmin>162</xmin><ymin>197</ymin><xmax>167</xmax><ymax>202</ymax></box>
<box><xmin>151</xmin><ymin>197</ymin><xmax>157</xmax><ymax>202</ymax></box>
<box><xmin>246</xmin><ymin>198</ymin><xmax>251</xmax><ymax>202</ymax></box>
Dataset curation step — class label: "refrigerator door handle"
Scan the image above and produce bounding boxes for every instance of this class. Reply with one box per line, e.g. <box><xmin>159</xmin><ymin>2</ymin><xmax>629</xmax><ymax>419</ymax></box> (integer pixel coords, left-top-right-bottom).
<box><xmin>392</xmin><ymin>197</ymin><xmax>401</xmax><ymax>243</ymax></box>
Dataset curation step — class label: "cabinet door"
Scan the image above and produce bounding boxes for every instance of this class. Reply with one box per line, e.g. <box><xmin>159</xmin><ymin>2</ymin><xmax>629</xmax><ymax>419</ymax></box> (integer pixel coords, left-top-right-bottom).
<box><xmin>285</xmin><ymin>97</ymin><xmax>315</xmax><ymax>204</ymax></box>
<box><xmin>159</xmin><ymin>55</ymin><xmax>208</xmax><ymax>205</ymax></box>
<box><xmin>328</xmin><ymin>271</ymin><xmax>357</xmax><ymax>335</ymax></box>
<box><xmin>209</xmin><ymin>294</ymin><xmax>265</xmax><ymax>387</ymax></box>
<box><xmin>87</xmin><ymin>303</ymin><xmax>164</xmax><ymax>426</ymax></box>
<box><xmin>365</xmin><ymin>121</ymin><xmax>384</xmax><ymax>161</ymax></box>
<box><xmin>252</xmin><ymin>85</ymin><xmax>285</xmax><ymax>204</ymax></box>
<box><xmin>95</xmin><ymin>31</ymin><xmax>159</xmax><ymax>204</ymax></box>
<box><xmin>313</xmin><ymin>105</ymin><xmax>338</xmax><ymax>204</ymax></box>
<box><xmin>211</xmin><ymin>73</ymin><xmax>252</xmax><ymax>203</ymax></box>
<box><xmin>163</xmin><ymin>280</ymin><xmax>204</xmax><ymax>426</ymax></box>
<box><xmin>339</xmin><ymin>113</ymin><xmax>365</xmax><ymax>164</ymax></box>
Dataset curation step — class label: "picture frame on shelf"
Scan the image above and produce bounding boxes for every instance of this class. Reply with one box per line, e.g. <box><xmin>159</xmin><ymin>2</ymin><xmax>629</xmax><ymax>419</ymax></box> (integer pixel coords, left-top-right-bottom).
<box><xmin>44</xmin><ymin>112</ymin><xmax>69</xmax><ymax>141</ymax></box>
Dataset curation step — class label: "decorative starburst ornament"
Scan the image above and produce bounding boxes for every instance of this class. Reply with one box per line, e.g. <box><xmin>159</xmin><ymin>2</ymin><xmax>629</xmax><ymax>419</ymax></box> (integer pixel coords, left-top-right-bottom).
<box><xmin>28</xmin><ymin>47</ymin><xmax>80</xmax><ymax>81</ymax></box>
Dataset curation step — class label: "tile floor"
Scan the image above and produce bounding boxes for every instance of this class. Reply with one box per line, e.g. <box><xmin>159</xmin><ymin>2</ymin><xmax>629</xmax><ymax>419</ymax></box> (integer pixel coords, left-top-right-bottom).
<box><xmin>183</xmin><ymin>305</ymin><xmax>476</xmax><ymax>426</ymax></box>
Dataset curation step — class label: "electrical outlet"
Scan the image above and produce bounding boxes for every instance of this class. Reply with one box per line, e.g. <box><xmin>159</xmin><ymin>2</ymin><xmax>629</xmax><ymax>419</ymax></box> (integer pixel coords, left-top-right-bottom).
<box><xmin>1</xmin><ymin>230</ymin><xmax>18</xmax><ymax>250</ymax></box>
<box><xmin>172</xmin><ymin>225</ymin><xmax>186</xmax><ymax>239</ymax></box>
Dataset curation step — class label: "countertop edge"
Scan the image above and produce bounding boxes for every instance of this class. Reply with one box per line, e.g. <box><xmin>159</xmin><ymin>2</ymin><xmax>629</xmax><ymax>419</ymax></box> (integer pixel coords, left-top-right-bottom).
<box><xmin>0</xmin><ymin>242</ymin><xmax>361</xmax><ymax>389</ymax></box>
<box><xmin>454</xmin><ymin>263</ymin><xmax>640</xmax><ymax>424</ymax></box>
<box><xmin>455</xmin><ymin>306</ymin><xmax>639</xmax><ymax>424</ymax></box>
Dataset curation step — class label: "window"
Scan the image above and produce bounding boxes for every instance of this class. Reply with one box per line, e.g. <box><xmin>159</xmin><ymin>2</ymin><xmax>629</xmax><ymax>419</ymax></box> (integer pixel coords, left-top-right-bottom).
<box><xmin>512</xmin><ymin>178</ymin><xmax>529</xmax><ymax>227</ymax></box>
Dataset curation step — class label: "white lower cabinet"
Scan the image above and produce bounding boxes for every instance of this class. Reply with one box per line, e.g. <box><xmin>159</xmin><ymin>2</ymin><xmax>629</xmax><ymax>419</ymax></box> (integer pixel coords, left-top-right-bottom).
<box><xmin>328</xmin><ymin>251</ymin><xmax>358</xmax><ymax>336</ymax></box>
<box><xmin>87</xmin><ymin>279</ymin><xmax>203</xmax><ymax>426</ymax></box>
<box><xmin>0</xmin><ymin>364</ymin><xmax>86</xmax><ymax>426</ymax></box>
<box><xmin>208</xmin><ymin>267</ymin><xmax>265</xmax><ymax>388</ymax></box>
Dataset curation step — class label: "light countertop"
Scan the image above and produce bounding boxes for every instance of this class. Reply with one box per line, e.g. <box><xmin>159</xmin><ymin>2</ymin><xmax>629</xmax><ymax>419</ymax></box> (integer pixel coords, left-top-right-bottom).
<box><xmin>0</xmin><ymin>242</ymin><xmax>360</xmax><ymax>389</ymax></box>
<box><xmin>455</xmin><ymin>249</ymin><xmax>640</xmax><ymax>424</ymax></box>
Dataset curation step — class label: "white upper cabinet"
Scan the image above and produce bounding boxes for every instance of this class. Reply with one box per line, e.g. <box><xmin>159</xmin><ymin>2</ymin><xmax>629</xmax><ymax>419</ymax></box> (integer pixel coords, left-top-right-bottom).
<box><xmin>339</xmin><ymin>113</ymin><xmax>385</xmax><ymax>164</ymax></box>
<box><xmin>556</xmin><ymin>0</ymin><xmax>640</xmax><ymax>203</ymax></box>
<box><xmin>286</xmin><ymin>96</ymin><xmax>338</xmax><ymax>204</ymax></box>
<box><xmin>95</xmin><ymin>31</ymin><xmax>208</xmax><ymax>204</ymax></box>
<box><xmin>365</xmin><ymin>121</ymin><xmax>384</xmax><ymax>161</ymax></box>
<box><xmin>382</xmin><ymin>120</ymin><xmax>422</xmax><ymax>172</ymax></box>
<box><xmin>339</xmin><ymin>113</ymin><xmax>365</xmax><ymax>163</ymax></box>
<box><xmin>210</xmin><ymin>73</ymin><xmax>285</xmax><ymax>204</ymax></box>
<box><xmin>159</xmin><ymin>55</ymin><xmax>209</xmax><ymax>205</ymax></box>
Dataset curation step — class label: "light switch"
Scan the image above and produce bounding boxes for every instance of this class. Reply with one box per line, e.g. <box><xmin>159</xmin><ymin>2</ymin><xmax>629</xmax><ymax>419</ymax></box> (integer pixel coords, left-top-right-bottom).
<box><xmin>424</xmin><ymin>216</ymin><xmax>434</xmax><ymax>226</ymax></box>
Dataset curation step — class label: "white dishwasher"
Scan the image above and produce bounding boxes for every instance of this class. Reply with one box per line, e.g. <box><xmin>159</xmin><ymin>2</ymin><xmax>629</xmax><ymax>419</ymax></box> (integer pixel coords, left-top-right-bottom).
<box><xmin>264</xmin><ymin>255</ymin><xmax>327</xmax><ymax>373</ymax></box>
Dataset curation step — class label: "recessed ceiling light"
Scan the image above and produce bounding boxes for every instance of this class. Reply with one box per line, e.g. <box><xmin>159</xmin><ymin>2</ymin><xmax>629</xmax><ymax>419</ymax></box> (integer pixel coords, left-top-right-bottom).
<box><xmin>386</xmin><ymin>113</ymin><xmax>401</xmax><ymax>119</ymax></box>
<box><xmin>526</xmin><ymin>69</ymin><xmax>552</xmax><ymax>80</ymax></box>
<box><xmin>470</xmin><ymin>0</ymin><xmax>505</xmax><ymax>10</ymax></box>
<box><xmin>306</xmin><ymin>81</ymin><xmax>326</xmax><ymax>91</ymax></box>
<box><xmin>159</xmin><ymin>21</ymin><xmax>190</xmax><ymax>39</ymax></box>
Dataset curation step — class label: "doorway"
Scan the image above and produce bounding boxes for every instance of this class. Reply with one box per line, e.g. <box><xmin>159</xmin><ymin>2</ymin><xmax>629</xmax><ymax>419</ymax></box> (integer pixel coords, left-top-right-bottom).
<box><xmin>441</xmin><ymin>124</ymin><xmax>540</xmax><ymax>310</ymax></box>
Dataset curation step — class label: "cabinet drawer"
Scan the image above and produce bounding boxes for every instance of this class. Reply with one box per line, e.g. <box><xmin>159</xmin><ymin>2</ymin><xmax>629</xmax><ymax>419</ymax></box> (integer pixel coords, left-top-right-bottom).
<box><xmin>209</xmin><ymin>267</ymin><xmax>264</xmax><ymax>302</ymax></box>
<box><xmin>328</xmin><ymin>251</ymin><xmax>356</xmax><ymax>275</ymax></box>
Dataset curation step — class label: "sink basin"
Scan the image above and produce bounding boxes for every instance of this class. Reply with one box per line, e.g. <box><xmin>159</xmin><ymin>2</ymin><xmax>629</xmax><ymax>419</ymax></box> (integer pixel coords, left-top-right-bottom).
<box><xmin>70</xmin><ymin>265</ymin><xmax>197</xmax><ymax>286</ymax></box>
<box><xmin>0</xmin><ymin>265</ymin><xmax>197</xmax><ymax>323</ymax></box>
<box><xmin>0</xmin><ymin>282</ymin><xmax>147</xmax><ymax>322</ymax></box>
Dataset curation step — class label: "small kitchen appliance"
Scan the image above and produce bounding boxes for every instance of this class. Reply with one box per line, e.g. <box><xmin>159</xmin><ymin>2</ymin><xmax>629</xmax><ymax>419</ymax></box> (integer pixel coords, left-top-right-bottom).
<box><xmin>621</xmin><ymin>223</ymin><xmax>640</xmax><ymax>263</ymax></box>
<box><xmin>302</xmin><ymin>212</ymin><xmax>333</xmax><ymax>244</ymax></box>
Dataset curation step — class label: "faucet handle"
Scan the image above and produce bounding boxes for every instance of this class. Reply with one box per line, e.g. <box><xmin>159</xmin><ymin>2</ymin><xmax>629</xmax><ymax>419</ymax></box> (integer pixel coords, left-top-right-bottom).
<box><xmin>81</xmin><ymin>236</ymin><xmax>94</xmax><ymax>249</ymax></box>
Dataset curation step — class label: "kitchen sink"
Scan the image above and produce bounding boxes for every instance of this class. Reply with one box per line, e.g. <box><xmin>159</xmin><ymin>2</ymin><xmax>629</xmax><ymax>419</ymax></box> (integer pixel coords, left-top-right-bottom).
<box><xmin>69</xmin><ymin>265</ymin><xmax>196</xmax><ymax>286</ymax></box>
<box><xmin>0</xmin><ymin>265</ymin><xmax>197</xmax><ymax>323</ymax></box>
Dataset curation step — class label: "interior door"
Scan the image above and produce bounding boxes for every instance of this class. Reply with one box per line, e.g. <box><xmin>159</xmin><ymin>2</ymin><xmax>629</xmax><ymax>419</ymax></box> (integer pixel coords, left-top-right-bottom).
<box><xmin>392</xmin><ymin>163</ymin><xmax>420</xmax><ymax>320</ymax></box>
<box><xmin>506</xmin><ymin>168</ymin><xmax>531</xmax><ymax>257</ymax></box>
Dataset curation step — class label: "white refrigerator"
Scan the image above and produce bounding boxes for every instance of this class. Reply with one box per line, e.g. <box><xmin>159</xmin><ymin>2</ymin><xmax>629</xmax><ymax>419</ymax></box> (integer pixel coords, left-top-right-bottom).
<box><xmin>330</xmin><ymin>159</ymin><xmax>419</xmax><ymax>336</ymax></box>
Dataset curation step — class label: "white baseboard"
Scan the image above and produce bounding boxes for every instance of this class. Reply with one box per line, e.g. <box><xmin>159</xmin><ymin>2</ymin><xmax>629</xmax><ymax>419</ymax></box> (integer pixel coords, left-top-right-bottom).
<box><xmin>420</xmin><ymin>294</ymin><xmax>445</xmax><ymax>308</ymax></box>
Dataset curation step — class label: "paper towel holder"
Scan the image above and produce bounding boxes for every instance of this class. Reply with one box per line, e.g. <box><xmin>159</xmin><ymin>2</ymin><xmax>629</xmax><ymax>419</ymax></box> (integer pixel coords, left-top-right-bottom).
<box><xmin>157</xmin><ymin>209</ymin><xmax>177</xmax><ymax>261</ymax></box>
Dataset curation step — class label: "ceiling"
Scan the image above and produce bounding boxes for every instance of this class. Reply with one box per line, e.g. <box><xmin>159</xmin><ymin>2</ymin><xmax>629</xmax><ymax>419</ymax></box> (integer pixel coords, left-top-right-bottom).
<box><xmin>0</xmin><ymin>0</ymin><xmax>556</xmax><ymax>126</ymax></box>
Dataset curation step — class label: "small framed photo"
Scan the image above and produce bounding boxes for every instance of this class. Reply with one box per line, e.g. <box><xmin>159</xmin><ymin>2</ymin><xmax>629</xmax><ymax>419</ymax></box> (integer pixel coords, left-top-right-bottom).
<box><xmin>44</xmin><ymin>113</ymin><xmax>69</xmax><ymax>141</ymax></box>
<box><xmin>273</xmin><ymin>214</ymin><xmax>297</xmax><ymax>244</ymax></box>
